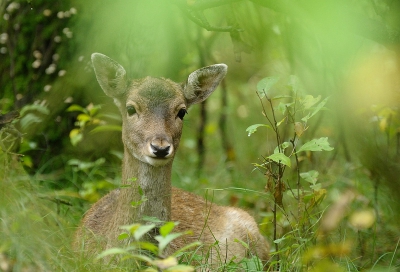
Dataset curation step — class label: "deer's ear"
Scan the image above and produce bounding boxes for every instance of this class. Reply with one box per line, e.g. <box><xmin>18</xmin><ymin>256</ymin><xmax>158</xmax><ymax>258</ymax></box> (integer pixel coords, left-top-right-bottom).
<box><xmin>91</xmin><ymin>53</ymin><xmax>127</xmax><ymax>98</ymax></box>
<box><xmin>183</xmin><ymin>64</ymin><xmax>227</xmax><ymax>106</ymax></box>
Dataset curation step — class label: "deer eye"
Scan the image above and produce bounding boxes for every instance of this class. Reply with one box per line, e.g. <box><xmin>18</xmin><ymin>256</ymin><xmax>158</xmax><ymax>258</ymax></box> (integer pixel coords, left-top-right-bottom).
<box><xmin>126</xmin><ymin>105</ymin><xmax>136</xmax><ymax>116</ymax></box>
<box><xmin>177</xmin><ymin>108</ymin><xmax>187</xmax><ymax>120</ymax></box>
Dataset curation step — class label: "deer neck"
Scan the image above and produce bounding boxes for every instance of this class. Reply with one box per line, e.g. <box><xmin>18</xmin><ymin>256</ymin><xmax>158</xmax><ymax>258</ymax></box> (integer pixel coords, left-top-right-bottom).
<box><xmin>118</xmin><ymin>147</ymin><xmax>172</xmax><ymax>225</ymax></box>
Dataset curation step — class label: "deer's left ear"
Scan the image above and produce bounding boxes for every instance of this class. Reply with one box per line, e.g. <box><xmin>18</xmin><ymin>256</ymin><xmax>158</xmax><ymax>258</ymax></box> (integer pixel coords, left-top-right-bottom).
<box><xmin>183</xmin><ymin>64</ymin><xmax>227</xmax><ymax>106</ymax></box>
<box><xmin>91</xmin><ymin>53</ymin><xmax>127</xmax><ymax>98</ymax></box>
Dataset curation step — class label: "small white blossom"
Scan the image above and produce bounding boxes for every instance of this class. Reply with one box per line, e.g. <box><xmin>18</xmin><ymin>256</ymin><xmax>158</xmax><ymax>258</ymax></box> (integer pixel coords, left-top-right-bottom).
<box><xmin>43</xmin><ymin>9</ymin><xmax>52</xmax><ymax>16</ymax></box>
<box><xmin>33</xmin><ymin>50</ymin><xmax>42</xmax><ymax>59</ymax></box>
<box><xmin>45</xmin><ymin>64</ymin><xmax>56</xmax><ymax>74</ymax></box>
<box><xmin>0</xmin><ymin>33</ymin><xmax>8</xmax><ymax>44</ymax></box>
<box><xmin>70</xmin><ymin>7</ymin><xmax>77</xmax><ymax>14</ymax></box>
<box><xmin>44</xmin><ymin>85</ymin><xmax>52</xmax><ymax>92</ymax></box>
<box><xmin>6</xmin><ymin>2</ymin><xmax>20</xmax><ymax>13</ymax></box>
<box><xmin>64</xmin><ymin>97</ymin><xmax>73</xmax><ymax>103</ymax></box>
<box><xmin>32</xmin><ymin>59</ymin><xmax>41</xmax><ymax>68</ymax></box>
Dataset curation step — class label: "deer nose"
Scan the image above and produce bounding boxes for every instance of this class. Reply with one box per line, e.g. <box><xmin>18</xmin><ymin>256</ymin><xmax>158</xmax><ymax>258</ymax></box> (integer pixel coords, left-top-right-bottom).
<box><xmin>150</xmin><ymin>143</ymin><xmax>171</xmax><ymax>158</ymax></box>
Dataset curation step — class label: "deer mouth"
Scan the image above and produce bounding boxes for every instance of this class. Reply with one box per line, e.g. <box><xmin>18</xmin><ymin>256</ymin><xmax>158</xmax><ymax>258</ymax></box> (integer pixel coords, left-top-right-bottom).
<box><xmin>144</xmin><ymin>155</ymin><xmax>172</xmax><ymax>166</ymax></box>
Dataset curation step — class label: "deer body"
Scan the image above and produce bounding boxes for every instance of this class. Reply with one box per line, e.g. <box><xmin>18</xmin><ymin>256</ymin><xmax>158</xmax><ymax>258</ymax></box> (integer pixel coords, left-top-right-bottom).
<box><xmin>75</xmin><ymin>53</ymin><xmax>269</xmax><ymax>266</ymax></box>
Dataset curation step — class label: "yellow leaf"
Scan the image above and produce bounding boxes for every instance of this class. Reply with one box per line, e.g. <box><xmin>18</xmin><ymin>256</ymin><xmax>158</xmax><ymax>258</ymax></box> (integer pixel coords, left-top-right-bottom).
<box><xmin>294</xmin><ymin>122</ymin><xmax>306</xmax><ymax>137</ymax></box>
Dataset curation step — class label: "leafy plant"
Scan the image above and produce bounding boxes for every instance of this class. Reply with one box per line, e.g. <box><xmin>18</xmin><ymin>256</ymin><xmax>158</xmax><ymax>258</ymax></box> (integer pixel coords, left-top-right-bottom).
<box><xmin>97</xmin><ymin>221</ymin><xmax>199</xmax><ymax>271</ymax></box>
<box><xmin>67</xmin><ymin>103</ymin><xmax>121</xmax><ymax>146</ymax></box>
<box><xmin>248</xmin><ymin>76</ymin><xmax>333</xmax><ymax>270</ymax></box>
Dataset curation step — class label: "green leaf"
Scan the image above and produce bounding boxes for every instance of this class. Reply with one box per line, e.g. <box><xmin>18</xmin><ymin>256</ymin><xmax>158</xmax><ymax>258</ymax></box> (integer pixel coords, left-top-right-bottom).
<box><xmin>120</xmin><ymin>251</ymin><xmax>154</xmax><ymax>263</ymax></box>
<box><xmin>77</xmin><ymin>113</ymin><xmax>91</xmax><ymax>122</ymax></box>
<box><xmin>156</xmin><ymin>232</ymin><xmax>183</xmax><ymax>254</ymax></box>
<box><xmin>274</xmin><ymin>236</ymin><xmax>287</xmax><ymax>244</ymax></box>
<box><xmin>120</xmin><ymin>223</ymin><xmax>140</xmax><ymax>233</ymax></box>
<box><xmin>246</xmin><ymin>124</ymin><xmax>272</xmax><ymax>136</ymax></box>
<box><xmin>301</xmin><ymin>97</ymin><xmax>329</xmax><ymax>122</ymax></box>
<box><xmin>301</xmin><ymin>95</ymin><xmax>321</xmax><ymax>109</ymax></box>
<box><xmin>256</xmin><ymin>76</ymin><xmax>279</xmax><ymax>97</ymax></box>
<box><xmin>138</xmin><ymin>185</ymin><xmax>144</xmax><ymax>196</ymax></box>
<box><xmin>20</xmin><ymin>113</ymin><xmax>42</xmax><ymax>131</ymax></box>
<box><xmin>234</xmin><ymin>238</ymin><xmax>250</xmax><ymax>250</ymax></box>
<box><xmin>296</xmin><ymin>137</ymin><xmax>334</xmax><ymax>153</ymax></box>
<box><xmin>89</xmin><ymin>105</ymin><xmax>102</xmax><ymax>116</ymax></box>
<box><xmin>90</xmin><ymin>125</ymin><xmax>122</xmax><ymax>134</ymax></box>
<box><xmin>160</xmin><ymin>222</ymin><xmax>176</xmax><ymax>237</ymax></box>
<box><xmin>133</xmin><ymin>224</ymin><xmax>156</xmax><ymax>241</ymax></box>
<box><xmin>276</xmin><ymin>117</ymin><xmax>287</xmax><ymax>127</ymax></box>
<box><xmin>66</xmin><ymin>104</ymin><xmax>86</xmax><ymax>113</ymax></box>
<box><xmin>137</xmin><ymin>241</ymin><xmax>158</xmax><ymax>254</ymax></box>
<box><xmin>118</xmin><ymin>233</ymin><xmax>129</xmax><ymax>240</ymax></box>
<box><xmin>20</xmin><ymin>104</ymin><xmax>50</xmax><ymax>116</ymax></box>
<box><xmin>268</xmin><ymin>153</ymin><xmax>291</xmax><ymax>167</ymax></box>
<box><xmin>273</xmin><ymin>142</ymin><xmax>290</xmax><ymax>154</ymax></box>
<box><xmin>300</xmin><ymin>170</ymin><xmax>319</xmax><ymax>185</ymax></box>
<box><xmin>70</xmin><ymin>130</ymin><xmax>83</xmax><ymax>146</ymax></box>
<box><xmin>276</xmin><ymin>102</ymin><xmax>294</xmax><ymax>115</ymax></box>
<box><xmin>239</xmin><ymin>256</ymin><xmax>263</xmax><ymax>271</ymax></box>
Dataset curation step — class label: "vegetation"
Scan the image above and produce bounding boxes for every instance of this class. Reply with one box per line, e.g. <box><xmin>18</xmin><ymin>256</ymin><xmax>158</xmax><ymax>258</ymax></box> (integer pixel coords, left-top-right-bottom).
<box><xmin>1</xmin><ymin>0</ymin><xmax>400</xmax><ymax>271</ymax></box>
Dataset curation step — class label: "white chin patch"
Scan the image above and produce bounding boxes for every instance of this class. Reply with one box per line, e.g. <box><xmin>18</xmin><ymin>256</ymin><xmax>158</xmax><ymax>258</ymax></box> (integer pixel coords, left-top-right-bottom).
<box><xmin>144</xmin><ymin>156</ymin><xmax>171</xmax><ymax>167</ymax></box>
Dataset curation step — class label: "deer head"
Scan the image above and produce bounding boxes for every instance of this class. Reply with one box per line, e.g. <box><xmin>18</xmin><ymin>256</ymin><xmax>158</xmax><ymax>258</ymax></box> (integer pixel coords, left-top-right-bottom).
<box><xmin>91</xmin><ymin>53</ymin><xmax>227</xmax><ymax>167</ymax></box>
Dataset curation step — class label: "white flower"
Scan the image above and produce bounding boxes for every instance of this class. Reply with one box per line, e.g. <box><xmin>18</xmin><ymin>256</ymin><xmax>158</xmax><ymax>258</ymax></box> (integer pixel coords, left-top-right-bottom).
<box><xmin>43</xmin><ymin>9</ymin><xmax>52</xmax><ymax>17</ymax></box>
<box><xmin>45</xmin><ymin>64</ymin><xmax>56</xmax><ymax>74</ymax></box>
<box><xmin>58</xmin><ymin>70</ymin><xmax>66</xmax><ymax>77</ymax></box>
<box><xmin>44</xmin><ymin>85</ymin><xmax>52</xmax><ymax>92</ymax></box>
<box><xmin>33</xmin><ymin>50</ymin><xmax>42</xmax><ymax>59</ymax></box>
<box><xmin>0</xmin><ymin>33</ymin><xmax>8</xmax><ymax>44</ymax></box>
<box><xmin>32</xmin><ymin>59</ymin><xmax>41</xmax><ymax>68</ymax></box>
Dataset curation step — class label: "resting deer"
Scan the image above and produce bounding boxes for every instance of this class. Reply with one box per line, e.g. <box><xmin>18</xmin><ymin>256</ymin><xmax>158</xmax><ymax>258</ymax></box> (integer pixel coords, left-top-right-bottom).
<box><xmin>74</xmin><ymin>53</ymin><xmax>269</xmax><ymax>268</ymax></box>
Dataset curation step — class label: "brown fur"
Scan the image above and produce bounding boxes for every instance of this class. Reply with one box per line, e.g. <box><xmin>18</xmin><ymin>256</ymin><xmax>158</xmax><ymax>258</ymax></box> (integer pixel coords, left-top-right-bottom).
<box><xmin>74</xmin><ymin>53</ymin><xmax>269</xmax><ymax>268</ymax></box>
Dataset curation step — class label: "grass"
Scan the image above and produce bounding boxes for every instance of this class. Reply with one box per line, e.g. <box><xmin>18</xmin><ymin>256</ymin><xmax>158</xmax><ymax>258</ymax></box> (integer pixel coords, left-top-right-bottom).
<box><xmin>1</xmin><ymin>87</ymin><xmax>400</xmax><ymax>271</ymax></box>
<box><xmin>2</xmin><ymin>152</ymin><xmax>399</xmax><ymax>271</ymax></box>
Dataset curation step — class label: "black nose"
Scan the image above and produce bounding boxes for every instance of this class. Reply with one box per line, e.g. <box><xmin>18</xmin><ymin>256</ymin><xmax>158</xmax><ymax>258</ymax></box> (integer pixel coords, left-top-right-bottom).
<box><xmin>150</xmin><ymin>144</ymin><xmax>170</xmax><ymax>158</ymax></box>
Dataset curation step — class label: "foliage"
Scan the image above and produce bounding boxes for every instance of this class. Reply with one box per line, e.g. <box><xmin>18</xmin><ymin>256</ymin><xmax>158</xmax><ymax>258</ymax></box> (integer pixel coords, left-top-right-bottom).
<box><xmin>95</xmin><ymin>221</ymin><xmax>198</xmax><ymax>271</ymax></box>
<box><xmin>67</xmin><ymin>103</ymin><xmax>121</xmax><ymax>146</ymax></box>
<box><xmin>1</xmin><ymin>0</ymin><xmax>400</xmax><ymax>271</ymax></box>
<box><xmin>248</xmin><ymin>76</ymin><xmax>335</xmax><ymax>270</ymax></box>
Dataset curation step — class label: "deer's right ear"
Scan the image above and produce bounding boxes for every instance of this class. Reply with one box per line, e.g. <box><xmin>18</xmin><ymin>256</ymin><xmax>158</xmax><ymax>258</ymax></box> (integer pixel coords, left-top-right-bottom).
<box><xmin>91</xmin><ymin>53</ymin><xmax>127</xmax><ymax>98</ymax></box>
<box><xmin>183</xmin><ymin>64</ymin><xmax>227</xmax><ymax>107</ymax></box>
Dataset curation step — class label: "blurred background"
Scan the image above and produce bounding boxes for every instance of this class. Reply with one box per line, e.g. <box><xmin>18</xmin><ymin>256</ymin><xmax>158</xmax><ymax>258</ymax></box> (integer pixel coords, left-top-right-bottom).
<box><xmin>1</xmin><ymin>0</ymin><xmax>400</xmax><ymax>271</ymax></box>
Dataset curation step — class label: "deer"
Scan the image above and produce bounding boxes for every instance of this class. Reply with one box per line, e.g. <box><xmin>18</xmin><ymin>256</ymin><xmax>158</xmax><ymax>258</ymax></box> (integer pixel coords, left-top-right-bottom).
<box><xmin>74</xmin><ymin>53</ymin><xmax>269</xmax><ymax>268</ymax></box>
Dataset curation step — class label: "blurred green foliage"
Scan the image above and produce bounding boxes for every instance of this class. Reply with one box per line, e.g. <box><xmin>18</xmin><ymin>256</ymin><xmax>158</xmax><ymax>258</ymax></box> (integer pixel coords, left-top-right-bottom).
<box><xmin>1</xmin><ymin>0</ymin><xmax>400</xmax><ymax>270</ymax></box>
